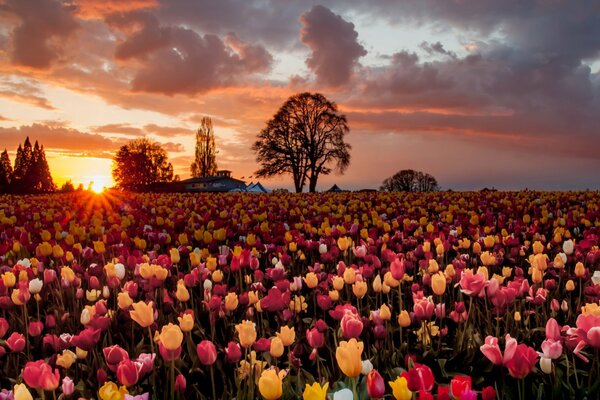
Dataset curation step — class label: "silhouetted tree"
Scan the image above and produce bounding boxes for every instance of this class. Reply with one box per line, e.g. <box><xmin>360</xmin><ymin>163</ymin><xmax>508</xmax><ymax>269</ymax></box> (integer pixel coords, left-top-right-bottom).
<box><xmin>380</xmin><ymin>169</ymin><xmax>439</xmax><ymax>192</ymax></box>
<box><xmin>9</xmin><ymin>137</ymin><xmax>55</xmax><ymax>193</ymax></box>
<box><xmin>112</xmin><ymin>138</ymin><xmax>175</xmax><ymax>191</ymax></box>
<box><xmin>60</xmin><ymin>180</ymin><xmax>75</xmax><ymax>192</ymax></box>
<box><xmin>190</xmin><ymin>117</ymin><xmax>218</xmax><ymax>178</ymax></box>
<box><xmin>0</xmin><ymin>149</ymin><xmax>12</xmax><ymax>193</ymax></box>
<box><xmin>253</xmin><ymin>92</ymin><xmax>351</xmax><ymax>192</ymax></box>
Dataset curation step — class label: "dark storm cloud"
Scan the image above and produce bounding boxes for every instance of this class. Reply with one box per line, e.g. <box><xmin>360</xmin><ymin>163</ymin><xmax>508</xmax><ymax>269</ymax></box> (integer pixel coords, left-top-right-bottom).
<box><xmin>1</xmin><ymin>0</ymin><xmax>78</xmax><ymax>69</ymax></box>
<box><xmin>108</xmin><ymin>11</ymin><xmax>273</xmax><ymax>95</ymax></box>
<box><xmin>300</xmin><ymin>5</ymin><xmax>367</xmax><ymax>86</ymax></box>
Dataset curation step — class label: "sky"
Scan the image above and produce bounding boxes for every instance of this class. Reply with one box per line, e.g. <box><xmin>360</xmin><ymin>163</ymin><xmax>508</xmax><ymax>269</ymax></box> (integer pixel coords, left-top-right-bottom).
<box><xmin>0</xmin><ymin>0</ymin><xmax>599</xmax><ymax>191</ymax></box>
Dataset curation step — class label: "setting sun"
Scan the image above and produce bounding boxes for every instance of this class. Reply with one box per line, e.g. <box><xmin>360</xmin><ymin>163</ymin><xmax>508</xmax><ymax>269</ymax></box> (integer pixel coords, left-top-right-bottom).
<box><xmin>90</xmin><ymin>181</ymin><xmax>105</xmax><ymax>193</ymax></box>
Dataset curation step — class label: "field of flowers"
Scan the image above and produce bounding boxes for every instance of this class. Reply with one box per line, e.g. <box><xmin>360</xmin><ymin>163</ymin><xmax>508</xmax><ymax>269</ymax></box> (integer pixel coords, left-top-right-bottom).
<box><xmin>0</xmin><ymin>191</ymin><xmax>599</xmax><ymax>400</ymax></box>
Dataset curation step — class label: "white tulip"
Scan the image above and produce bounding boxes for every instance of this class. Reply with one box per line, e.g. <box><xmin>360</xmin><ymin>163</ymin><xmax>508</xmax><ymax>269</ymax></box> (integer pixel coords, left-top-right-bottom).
<box><xmin>80</xmin><ymin>308</ymin><xmax>91</xmax><ymax>325</ymax></box>
<box><xmin>319</xmin><ymin>243</ymin><xmax>328</xmax><ymax>254</ymax></box>
<box><xmin>562</xmin><ymin>240</ymin><xmax>574</xmax><ymax>255</ymax></box>
<box><xmin>28</xmin><ymin>278</ymin><xmax>43</xmax><ymax>294</ymax></box>
<box><xmin>361</xmin><ymin>359</ymin><xmax>373</xmax><ymax>375</ymax></box>
<box><xmin>333</xmin><ymin>389</ymin><xmax>354</xmax><ymax>400</ymax></box>
<box><xmin>540</xmin><ymin>356</ymin><xmax>552</xmax><ymax>374</ymax></box>
<box><xmin>114</xmin><ymin>263</ymin><xmax>126</xmax><ymax>280</ymax></box>
<box><xmin>203</xmin><ymin>280</ymin><xmax>213</xmax><ymax>291</ymax></box>
<box><xmin>592</xmin><ymin>271</ymin><xmax>600</xmax><ymax>285</ymax></box>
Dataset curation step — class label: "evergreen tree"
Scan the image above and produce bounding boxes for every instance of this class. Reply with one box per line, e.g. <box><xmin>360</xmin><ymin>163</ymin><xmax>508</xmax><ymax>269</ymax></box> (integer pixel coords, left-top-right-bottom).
<box><xmin>33</xmin><ymin>144</ymin><xmax>55</xmax><ymax>192</ymax></box>
<box><xmin>0</xmin><ymin>149</ymin><xmax>12</xmax><ymax>193</ymax></box>
<box><xmin>190</xmin><ymin>117</ymin><xmax>218</xmax><ymax>178</ymax></box>
<box><xmin>11</xmin><ymin>137</ymin><xmax>33</xmax><ymax>192</ymax></box>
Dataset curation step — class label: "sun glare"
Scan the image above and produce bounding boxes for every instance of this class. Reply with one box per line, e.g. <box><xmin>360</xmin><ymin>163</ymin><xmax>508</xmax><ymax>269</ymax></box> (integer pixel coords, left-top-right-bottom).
<box><xmin>91</xmin><ymin>181</ymin><xmax>105</xmax><ymax>193</ymax></box>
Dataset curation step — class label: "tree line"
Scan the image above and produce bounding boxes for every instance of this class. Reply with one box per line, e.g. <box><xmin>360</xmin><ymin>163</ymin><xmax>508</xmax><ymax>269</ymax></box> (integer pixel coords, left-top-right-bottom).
<box><xmin>0</xmin><ymin>137</ymin><xmax>55</xmax><ymax>194</ymax></box>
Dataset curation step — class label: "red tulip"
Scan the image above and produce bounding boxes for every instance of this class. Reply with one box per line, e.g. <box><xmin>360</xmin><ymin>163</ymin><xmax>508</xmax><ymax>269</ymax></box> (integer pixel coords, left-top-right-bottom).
<box><xmin>482</xmin><ymin>386</ymin><xmax>496</xmax><ymax>400</ymax></box>
<box><xmin>103</xmin><ymin>345</ymin><xmax>130</xmax><ymax>372</ymax></box>
<box><xmin>390</xmin><ymin>258</ymin><xmax>405</xmax><ymax>280</ymax></box>
<box><xmin>459</xmin><ymin>270</ymin><xmax>487</xmax><ymax>296</ymax></box>
<box><xmin>97</xmin><ymin>368</ymin><xmax>108</xmax><ymax>386</ymax></box>
<box><xmin>413</xmin><ymin>298</ymin><xmax>434</xmax><ymax>321</ymax></box>
<box><xmin>450</xmin><ymin>376</ymin><xmax>472</xmax><ymax>399</ymax></box>
<box><xmin>437</xmin><ymin>385</ymin><xmax>450</xmax><ymax>400</ymax></box>
<box><xmin>406</xmin><ymin>363</ymin><xmax>434</xmax><ymax>392</ymax></box>
<box><xmin>0</xmin><ymin>317</ymin><xmax>8</xmax><ymax>338</ymax></box>
<box><xmin>28</xmin><ymin>321</ymin><xmax>44</xmax><ymax>337</ymax></box>
<box><xmin>116</xmin><ymin>359</ymin><xmax>140</xmax><ymax>386</ymax></box>
<box><xmin>306</xmin><ymin>327</ymin><xmax>325</xmax><ymax>349</ymax></box>
<box><xmin>159</xmin><ymin>342</ymin><xmax>182</xmax><ymax>362</ymax></box>
<box><xmin>175</xmin><ymin>373</ymin><xmax>186</xmax><ymax>392</ymax></box>
<box><xmin>366</xmin><ymin>369</ymin><xmax>386</xmax><ymax>398</ymax></box>
<box><xmin>6</xmin><ymin>332</ymin><xmax>25</xmax><ymax>352</ymax></box>
<box><xmin>23</xmin><ymin>360</ymin><xmax>60</xmax><ymax>391</ymax></box>
<box><xmin>197</xmin><ymin>340</ymin><xmax>217</xmax><ymax>365</ymax></box>
<box><xmin>506</xmin><ymin>343</ymin><xmax>538</xmax><ymax>379</ymax></box>
<box><xmin>225</xmin><ymin>341</ymin><xmax>242</xmax><ymax>363</ymax></box>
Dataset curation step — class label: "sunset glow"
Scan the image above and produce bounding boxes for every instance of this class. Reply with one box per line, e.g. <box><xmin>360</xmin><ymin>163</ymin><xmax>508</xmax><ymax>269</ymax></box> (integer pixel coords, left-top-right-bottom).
<box><xmin>0</xmin><ymin>1</ymin><xmax>598</xmax><ymax>190</ymax></box>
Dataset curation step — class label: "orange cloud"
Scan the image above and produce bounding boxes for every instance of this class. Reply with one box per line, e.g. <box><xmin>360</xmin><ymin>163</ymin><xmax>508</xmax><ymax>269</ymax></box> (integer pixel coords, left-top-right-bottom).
<box><xmin>71</xmin><ymin>0</ymin><xmax>159</xmax><ymax>19</ymax></box>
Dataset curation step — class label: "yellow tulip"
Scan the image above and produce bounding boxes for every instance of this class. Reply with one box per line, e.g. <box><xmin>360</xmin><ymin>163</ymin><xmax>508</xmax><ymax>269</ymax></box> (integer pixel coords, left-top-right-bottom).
<box><xmin>158</xmin><ymin>323</ymin><xmax>183</xmax><ymax>350</ymax></box>
<box><xmin>98</xmin><ymin>381</ymin><xmax>128</xmax><ymax>400</ymax></box>
<box><xmin>566</xmin><ymin>279</ymin><xmax>575</xmax><ymax>291</ymax></box>
<box><xmin>332</xmin><ymin>276</ymin><xmax>344</xmax><ymax>291</ymax></box>
<box><xmin>1</xmin><ymin>272</ymin><xmax>16</xmax><ymax>288</ymax></box>
<box><xmin>277</xmin><ymin>326</ymin><xmax>295</xmax><ymax>346</ymax></box>
<box><xmin>304</xmin><ymin>272</ymin><xmax>319</xmax><ymax>289</ymax></box>
<box><xmin>532</xmin><ymin>240</ymin><xmax>544</xmax><ymax>254</ymax></box>
<box><xmin>372</xmin><ymin>275</ymin><xmax>382</xmax><ymax>293</ymax></box>
<box><xmin>225</xmin><ymin>292</ymin><xmax>239</xmax><ymax>311</ymax></box>
<box><xmin>389</xmin><ymin>376</ymin><xmax>412</xmax><ymax>400</ymax></box>
<box><xmin>129</xmin><ymin>301</ymin><xmax>155</xmax><ymax>328</ymax></box>
<box><xmin>94</xmin><ymin>241</ymin><xmax>106</xmax><ymax>254</ymax></box>
<box><xmin>269</xmin><ymin>337</ymin><xmax>284</xmax><ymax>358</ymax></box>
<box><xmin>431</xmin><ymin>272</ymin><xmax>446</xmax><ymax>296</ymax></box>
<box><xmin>236</xmin><ymin>320</ymin><xmax>257</xmax><ymax>348</ymax></box>
<box><xmin>13</xmin><ymin>384</ymin><xmax>33</xmax><ymax>400</ymax></box>
<box><xmin>335</xmin><ymin>338</ymin><xmax>363</xmax><ymax>378</ymax></box>
<box><xmin>337</xmin><ymin>237</ymin><xmax>350</xmax><ymax>251</ymax></box>
<box><xmin>212</xmin><ymin>270</ymin><xmax>224</xmax><ymax>283</ymax></box>
<box><xmin>343</xmin><ymin>268</ymin><xmax>356</xmax><ymax>285</ymax></box>
<box><xmin>258</xmin><ymin>368</ymin><xmax>286</xmax><ymax>400</ymax></box>
<box><xmin>117</xmin><ymin>292</ymin><xmax>133</xmax><ymax>309</ymax></box>
<box><xmin>379</xmin><ymin>304</ymin><xmax>392</xmax><ymax>321</ymax></box>
<box><xmin>352</xmin><ymin>280</ymin><xmax>368</xmax><ymax>299</ymax></box>
<box><xmin>303</xmin><ymin>382</ymin><xmax>329</xmax><ymax>400</ymax></box>
<box><xmin>56</xmin><ymin>349</ymin><xmax>77</xmax><ymax>369</ymax></box>
<box><xmin>398</xmin><ymin>310</ymin><xmax>411</xmax><ymax>327</ymax></box>
<box><xmin>170</xmin><ymin>248</ymin><xmax>180</xmax><ymax>264</ymax></box>
<box><xmin>178</xmin><ymin>313</ymin><xmax>194</xmax><ymax>332</ymax></box>
<box><xmin>575</xmin><ymin>262</ymin><xmax>585</xmax><ymax>278</ymax></box>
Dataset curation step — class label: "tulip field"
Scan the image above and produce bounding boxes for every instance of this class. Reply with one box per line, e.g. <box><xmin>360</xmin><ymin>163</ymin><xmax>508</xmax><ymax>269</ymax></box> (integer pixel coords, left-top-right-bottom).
<box><xmin>1</xmin><ymin>190</ymin><xmax>600</xmax><ymax>400</ymax></box>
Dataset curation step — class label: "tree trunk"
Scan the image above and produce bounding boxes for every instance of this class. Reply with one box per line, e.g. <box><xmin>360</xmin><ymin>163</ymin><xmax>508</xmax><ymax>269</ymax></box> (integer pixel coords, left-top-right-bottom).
<box><xmin>309</xmin><ymin>174</ymin><xmax>318</xmax><ymax>193</ymax></box>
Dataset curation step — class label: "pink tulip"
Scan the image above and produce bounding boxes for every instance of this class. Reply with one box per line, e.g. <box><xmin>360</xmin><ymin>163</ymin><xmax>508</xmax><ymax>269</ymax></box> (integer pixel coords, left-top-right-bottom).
<box><xmin>480</xmin><ymin>334</ymin><xmax>517</xmax><ymax>366</ymax></box>
<box><xmin>459</xmin><ymin>270</ymin><xmax>487</xmax><ymax>296</ymax></box>
<box><xmin>62</xmin><ymin>376</ymin><xmax>74</xmax><ymax>396</ymax></box>
<box><xmin>340</xmin><ymin>309</ymin><xmax>363</xmax><ymax>339</ymax></box>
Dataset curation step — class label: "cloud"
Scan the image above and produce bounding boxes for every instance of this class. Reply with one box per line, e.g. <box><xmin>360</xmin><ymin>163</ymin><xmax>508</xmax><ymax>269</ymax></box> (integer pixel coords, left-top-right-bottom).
<box><xmin>109</xmin><ymin>11</ymin><xmax>272</xmax><ymax>95</ymax></box>
<box><xmin>300</xmin><ymin>5</ymin><xmax>366</xmax><ymax>86</ymax></box>
<box><xmin>2</xmin><ymin>0</ymin><xmax>78</xmax><ymax>69</ymax></box>
<box><xmin>91</xmin><ymin>123</ymin><xmax>144</xmax><ymax>136</ymax></box>
<box><xmin>162</xmin><ymin>142</ymin><xmax>185</xmax><ymax>152</ymax></box>
<box><xmin>143</xmin><ymin>124</ymin><xmax>190</xmax><ymax>137</ymax></box>
<box><xmin>0</xmin><ymin>78</ymin><xmax>56</xmax><ymax>110</ymax></box>
<box><xmin>0</xmin><ymin>123</ymin><xmax>120</xmax><ymax>155</ymax></box>
<box><xmin>71</xmin><ymin>0</ymin><xmax>159</xmax><ymax>19</ymax></box>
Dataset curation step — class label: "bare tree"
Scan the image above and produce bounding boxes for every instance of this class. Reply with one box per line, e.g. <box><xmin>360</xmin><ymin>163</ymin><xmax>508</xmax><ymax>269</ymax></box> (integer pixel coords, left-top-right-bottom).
<box><xmin>190</xmin><ymin>117</ymin><xmax>218</xmax><ymax>177</ymax></box>
<box><xmin>253</xmin><ymin>92</ymin><xmax>351</xmax><ymax>192</ymax></box>
<box><xmin>380</xmin><ymin>169</ymin><xmax>439</xmax><ymax>192</ymax></box>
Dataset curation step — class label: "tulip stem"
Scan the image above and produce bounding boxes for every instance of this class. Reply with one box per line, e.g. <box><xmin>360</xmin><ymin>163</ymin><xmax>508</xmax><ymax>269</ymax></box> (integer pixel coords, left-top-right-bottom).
<box><xmin>210</xmin><ymin>365</ymin><xmax>217</xmax><ymax>400</ymax></box>
<box><xmin>351</xmin><ymin>376</ymin><xmax>358</xmax><ymax>400</ymax></box>
<box><xmin>170</xmin><ymin>359</ymin><xmax>175</xmax><ymax>400</ymax></box>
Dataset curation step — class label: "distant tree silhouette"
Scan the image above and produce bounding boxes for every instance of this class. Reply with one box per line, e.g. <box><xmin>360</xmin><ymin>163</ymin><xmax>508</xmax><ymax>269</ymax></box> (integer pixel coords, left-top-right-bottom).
<box><xmin>60</xmin><ymin>180</ymin><xmax>75</xmax><ymax>192</ymax></box>
<box><xmin>190</xmin><ymin>117</ymin><xmax>218</xmax><ymax>178</ymax></box>
<box><xmin>253</xmin><ymin>92</ymin><xmax>351</xmax><ymax>192</ymax></box>
<box><xmin>0</xmin><ymin>149</ymin><xmax>12</xmax><ymax>193</ymax></box>
<box><xmin>9</xmin><ymin>137</ymin><xmax>55</xmax><ymax>193</ymax></box>
<box><xmin>380</xmin><ymin>169</ymin><xmax>439</xmax><ymax>192</ymax></box>
<box><xmin>112</xmin><ymin>138</ymin><xmax>175</xmax><ymax>191</ymax></box>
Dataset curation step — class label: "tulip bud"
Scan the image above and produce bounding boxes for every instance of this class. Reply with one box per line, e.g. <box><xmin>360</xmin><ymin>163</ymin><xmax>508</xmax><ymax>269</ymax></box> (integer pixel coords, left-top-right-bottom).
<box><xmin>175</xmin><ymin>374</ymin><xmax>186</xmax><ymax>392</ymax></box>
<box><xmin>62</xmin><ymin>376</ymin><xmax>74</xmax><ymax>396</ymax></box>
<box><xmin>398</xmin><ymin>310</ymin><xmax>411</xmax><ymax>327</ymax></box>
<box><xmin>565</xmin><ymin>279</ymin><xmax>575</xmax><ymax>292</ymax></box>
<box><xmin>196</xmin><ymin>340</ymin><xmax>217</xmax><ymax>365</ymax></box>
<box><xmin>514</xmin><ymin>311</ymin><xmax>521</xmax><ymax>322</ymax></box>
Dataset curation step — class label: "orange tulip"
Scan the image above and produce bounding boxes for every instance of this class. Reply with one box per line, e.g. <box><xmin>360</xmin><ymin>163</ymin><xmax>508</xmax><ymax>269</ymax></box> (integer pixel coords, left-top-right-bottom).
<box><xmin>130</xmin><ymin>301</ymin><xmax>155</xmax><ymax>328</ymax></box>
<box><xmin>335</xmin><ymin>338</ymin><xmax>363</xmax><ymax>378</ymax></box>
<box><xmin>158</xmin><ymin>323</ymin><xmax>183</xmax><ymax>350</ymax></box>
<box><xmin>236</xmin><ymin>320</ymin><xmax>257</xmax><ymax>348</ymax></box>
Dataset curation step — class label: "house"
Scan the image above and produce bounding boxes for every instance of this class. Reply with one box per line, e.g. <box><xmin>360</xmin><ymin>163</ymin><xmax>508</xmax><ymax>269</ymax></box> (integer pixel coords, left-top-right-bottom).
<box><xmin>180</xmin><ymin>170</ymin><xmax>247</xmax><ymax>192</ymax></box>
<box><xmin>246</xmin><ymin>182</ymin><xmax>271</xmax><ymax>193</ymax></box>
<box><xmin>326</xmin><ymin>184</ymin><xmax>345</xmax><ymax>192</ymax></box>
